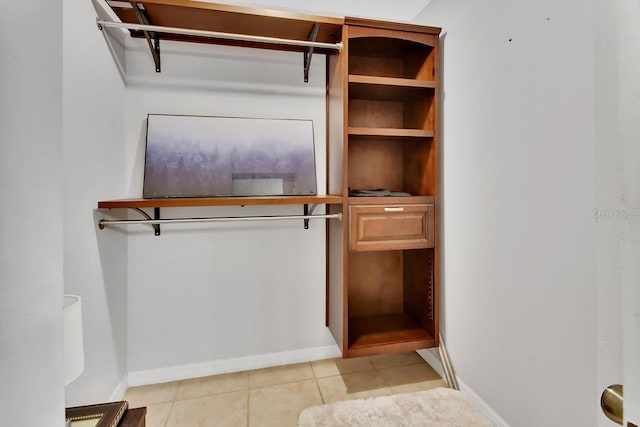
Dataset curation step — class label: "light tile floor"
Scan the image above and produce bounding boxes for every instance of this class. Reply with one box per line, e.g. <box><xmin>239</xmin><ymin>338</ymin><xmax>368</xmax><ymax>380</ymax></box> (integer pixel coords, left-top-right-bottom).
<box><xmin>124</xmin><ymin>351</ymin><xmax>448</xmax><ymax>427</ymax></box>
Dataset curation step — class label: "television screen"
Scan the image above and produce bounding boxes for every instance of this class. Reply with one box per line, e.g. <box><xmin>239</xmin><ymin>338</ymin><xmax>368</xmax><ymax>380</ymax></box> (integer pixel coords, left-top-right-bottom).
<box><xmin>143</xmin><ymin>114</ymin><xmax>317</xmax><ymax>198</ymax></box>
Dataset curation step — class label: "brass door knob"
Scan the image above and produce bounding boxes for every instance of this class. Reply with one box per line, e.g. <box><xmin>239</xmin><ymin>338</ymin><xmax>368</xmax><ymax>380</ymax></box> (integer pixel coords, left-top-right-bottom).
<box><xmin>601</xmin><ymin>384</ymin><xmax>623</xmax><ymax>425</ymax></box>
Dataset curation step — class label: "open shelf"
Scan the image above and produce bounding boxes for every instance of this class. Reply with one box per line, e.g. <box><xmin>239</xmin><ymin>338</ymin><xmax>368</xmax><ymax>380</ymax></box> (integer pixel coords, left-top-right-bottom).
<box><xmin>348</xmin><ymin>196</ymin><xmax>434</xmax><ymax>205</ymax></box>
<box><xmin>348</xmin><ymin>81</ymin><xmax>434</xmax><ymax>111</ymax></box>
<box><xmin>348</xmin><ymin>36</ymin><xmax>436</xmax><ymax>81</ymax></box>
<box><xmin>345</xmin><ymin>248</ymin><xmax>435</xmax><ymax>357</ymax></box>
<box><xmin>347</xmin><ymin>314</ymin><xmax>436</xmax><ymax>358</ymax></box>
<box><xmin>348</xmin><ymin>128</ymin><xmax>434</xmax><ymax>138</ymax></box>
<box><xmin>348</xmin><ymin>137</ymin><xmax>436</xmax><ymax>196</ymax></box>
<box><xmin>106</xmin><ymin>0</ymin><xmax>344</xmax><ymax>53</ymax></box>
<box><xmin>347</xmin><ymin>83</ymin><xmax>435</xmax><ymax>133</ymax></box>
<box><xmin>98</xmin><ymin>195</ymin><xmax>343</xmax><ymax>209</ymax></box>
<box><xmin>349</xmin><ymin>75</ymin><xmax>436</xmax><ymax>89</ymax></box>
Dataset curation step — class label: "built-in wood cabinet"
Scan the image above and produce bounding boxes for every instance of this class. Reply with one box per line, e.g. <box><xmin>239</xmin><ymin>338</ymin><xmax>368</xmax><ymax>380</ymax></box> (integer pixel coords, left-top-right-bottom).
<box><xmin>328</xmin><ymin>18</ymin><xmax>441</xmax><ymax>358</ymax></box>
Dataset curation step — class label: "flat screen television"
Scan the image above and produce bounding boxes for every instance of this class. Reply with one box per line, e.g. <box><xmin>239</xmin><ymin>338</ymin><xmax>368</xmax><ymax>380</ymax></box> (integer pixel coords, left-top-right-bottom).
<box><xmin>142</xmin><ymin>114</ymin><xmax>317</xmax><ymax>198</ymax></box>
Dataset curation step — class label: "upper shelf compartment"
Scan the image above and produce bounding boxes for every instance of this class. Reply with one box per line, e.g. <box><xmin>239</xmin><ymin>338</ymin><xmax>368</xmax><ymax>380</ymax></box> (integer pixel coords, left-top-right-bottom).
<box><xmin>348</xmin><ymin>38</ymin><xmax>437</xmax><ymax>81</ymax></box>
<box><xmin>346</xmin><ymin>19</ymin><xmax>439</xmax><ymax>82</ymax></box>
<box><xmin>105</xmin><ymin>0</ymin><xmax>344</xmax><ymax>53</ymax></box>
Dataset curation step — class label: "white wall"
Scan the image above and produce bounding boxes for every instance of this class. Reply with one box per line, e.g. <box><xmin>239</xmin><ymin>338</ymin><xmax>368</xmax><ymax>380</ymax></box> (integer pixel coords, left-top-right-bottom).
<box><xmin>62</xmin><ymin>0</ymin><xmax>128</xmax><ymax>405</ymax></box>
<box><xmin>123</xmin><ymin>41</ymin><xmax>338</xmax><ymax>378</ymax></box>
<box><xmin>594</xmin><ymin>1</ymin><xmax>624</xmax><ymax>425</ymax></box>
<box><xmin>614</xmin><ymin>0</ymin><xmax>640</xmax><ymax>423</ymax></box>
<box><xmin>593</xmin><ymin>2</ymin><xmax>640</xmax><ymax>422</ymax></box>
<box><xmin>414</xmin><ymin>1</ymin><xmax>597</xmax><ymax>426</ymax></box>
<box><xmin>0</xmin><ymin>0</ymin><xmax>65</xmax><ymax>424</ymax></box>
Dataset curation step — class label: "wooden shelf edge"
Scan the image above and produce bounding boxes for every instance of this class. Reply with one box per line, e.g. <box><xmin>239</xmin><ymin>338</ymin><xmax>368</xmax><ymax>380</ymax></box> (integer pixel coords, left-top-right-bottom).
<box><xmin>98</xmin><ymin>195</ymin><xmax>344</xmax><ymax>209</ymax></box>
<box><xmin>348</xmin><ymin>127</ymin><xmax>435</xmax><ymax>138</ymax></box>
<box><xmin>348</xmin><ymin>195</ymin><xmax>435</xmax><ymax>205</ymax></box>
<box><xmin>345</xmin><ymin>16</ymin><xmax>442</xmax><ymax>35</ymax></box>
<box><xmin>349</xmin><ymin>75</ymin><xmax>437</xmax><ymax>89</ymax></box>
<box><xmin>346</xmin><ymin>313</ymin><xmax>435</xmax><ymax>358</ymax></box>
<box><xmin>346</xmin><ymin>338</ymin><xmax>436</xmax><ymax>358</ymax></box>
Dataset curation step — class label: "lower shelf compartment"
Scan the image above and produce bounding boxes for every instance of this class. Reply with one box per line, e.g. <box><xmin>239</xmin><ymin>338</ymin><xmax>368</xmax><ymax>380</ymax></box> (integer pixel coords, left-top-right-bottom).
<box><xmin>347</xmin><ymin>314</ymin><xmax>436</xmax><ymax>358</ymax></box>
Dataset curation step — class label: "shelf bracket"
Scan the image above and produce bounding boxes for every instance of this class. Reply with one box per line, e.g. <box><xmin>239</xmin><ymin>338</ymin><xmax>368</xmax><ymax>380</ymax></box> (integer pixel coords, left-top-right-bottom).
<box><xmin>303</xmin><ymin>23</ymin><xmax>320</xmax><ymax>82</ymax></box>
<box><xmin>135</xmin><ymin>207</ymin><xmax>161</xmax><ymax>236</ymax></box>
<box><xmin>129</xmin><ymin>0</ymin><xmax>161</xmax><ymax>72</ymax></box>
<box><xmin>153</xmin><ymin>207</ymin><xmax>161</xmax><ymax>236</ymax></box>
<box><xmin>303</xmin><ymin>204</ymin><xmax>319</xmax><ymax>229</ymax></box>
<box><xmin>99</xmin><ymin>207</ymin><xmax>161</xmax><ymax>235</ymax></box>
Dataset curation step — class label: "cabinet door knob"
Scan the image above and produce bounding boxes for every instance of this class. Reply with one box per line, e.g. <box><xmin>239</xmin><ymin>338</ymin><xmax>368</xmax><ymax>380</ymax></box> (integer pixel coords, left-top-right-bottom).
<box><xmin>384</xmin><ymin>207</ymin><xmax>404</xmax><ymax>212</ymax></box>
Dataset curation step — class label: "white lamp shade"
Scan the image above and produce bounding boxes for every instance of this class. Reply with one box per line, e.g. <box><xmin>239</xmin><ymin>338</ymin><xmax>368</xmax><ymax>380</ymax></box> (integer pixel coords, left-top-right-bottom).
<box><xmin>64</xmin><ymin>295</ymin><xmax>85</xmax><ymax>385</ymax></box>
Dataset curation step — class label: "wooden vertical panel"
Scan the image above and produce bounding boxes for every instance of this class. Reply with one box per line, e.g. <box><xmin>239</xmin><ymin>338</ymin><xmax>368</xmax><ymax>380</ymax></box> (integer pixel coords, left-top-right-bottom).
<box><xmin>348</xmin><ymin>100</ymin><xmax>404</xmax><ymax>128</ymax></box>
<box><xmin>348</xmin><ymin>139</ymin><xmax>404</xmax><ymax>191</ymax></box>
<box><xmin>342</xmin><ymin>26</ymin><xmax>351</xmax><ymax>199</ymax></box>
<box><xmin>340</xmin><ymin>26</ymin><xmax>351</xmax><ymax>354</ymax></box>
<box><xmin>404</xmin><ymin>91</ymin><xmax>435</xmax><ymax>131</ymax></box>
<box><xmin>328</xmin><ymin>203</ymin><xmax>345</xmax><ymax>350</ymax></box>
<box><xmin>409</xmin><ymin>42</ymin><xmax>437</xmax><ymax>82</ymax></box>
<box><xmin>403</xmin><ymin>139</ymin><xmax>434</xmax><ymax>196</ymax></box>
<box><xmin>328</xmin><ymin>52</ymin><xmax>345</xmax><ymax>196</ymax></box>
<box><xmin>327</xmin><ymin>39</ymin><xmax>347</xmax><ymax>352</ymax></box>
<box><xmin>349</xmin><ymin>53</ymin><xmax>405</xmax><ymax>78</ymax></box>
<box><xmin>348</xmin><ymin>251</ymin><xmax>404</xmax><ymax>317</ymax></box>
<box><xmin>403</xmin><ymin>249</ymin><xmax>434</xmax><ymax>334</ymax></box>
<box><xmin>431</xmin><ymin>34</ymin><xmax>441</xmax><ymax>348</ymax></box>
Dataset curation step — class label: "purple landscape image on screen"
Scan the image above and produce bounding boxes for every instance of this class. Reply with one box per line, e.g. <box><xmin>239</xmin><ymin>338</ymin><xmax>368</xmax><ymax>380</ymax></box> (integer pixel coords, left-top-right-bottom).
<box><xmin>143</xmin><ymin>114</ymin><xmax>317</xmax><ymax>198</ymax></box>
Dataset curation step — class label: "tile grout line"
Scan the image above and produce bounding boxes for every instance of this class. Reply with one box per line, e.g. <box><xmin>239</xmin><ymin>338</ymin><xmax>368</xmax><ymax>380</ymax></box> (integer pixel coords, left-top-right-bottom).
<box><xmin>371</xmin><ymin>358</ymin><xmax>393</xmax><ymax>390</ymax></box>
<box><xmin>309</xmin><ymin>360</ymin><xmax>329</xmax><ymax>404</ymax></box>
<box><xmin>245</xmin><ymin>373</ymin><xmax>250</xmax><ymax>427</ymax></box>
<box><xmin>163</xmin><ymin>401</ymin><xmax>175</xmax><ymax>427</ymax></box>
<box><xmin>247</xmin><ymin>364</ymin><xmax>316</xmax><ymax>392</ymax></box>
<box><xmin>166</xmin><ymin>381</ymin><xmax>180</xmax><ymax>422</ymax></box>
<box><xmin>313</xmin><ymin>377</ymin><xmax>326</xmax><ymax>405</ymax></box>
<box><xmin>371</xmin><ymin>354</ymin><xmax>435</xmax><ymax>392</ymax></box>
<box><xmin>246</xmin><ymin>388</ymin><xmax>251</xmax><ymax>427</ymax></box>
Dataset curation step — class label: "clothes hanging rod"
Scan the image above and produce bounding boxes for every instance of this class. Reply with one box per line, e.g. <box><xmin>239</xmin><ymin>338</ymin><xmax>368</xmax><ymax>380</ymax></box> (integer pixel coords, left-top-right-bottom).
<box><xmin>99</xmin><ymin>212</ymin><xmax>342</xmax><ymax>229</ymax></box>
<box><xmin>96</xmin><ymin>19</ymin><xmax>343</xmax><ymax>51</ymax></box>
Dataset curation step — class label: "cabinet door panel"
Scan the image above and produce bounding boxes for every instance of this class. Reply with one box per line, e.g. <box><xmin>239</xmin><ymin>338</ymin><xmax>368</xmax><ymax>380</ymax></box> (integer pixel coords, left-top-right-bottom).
<box><xmin>349</xmin><ymin>204</ymin><xmax>434</xmax><ymax>251</ymax></box>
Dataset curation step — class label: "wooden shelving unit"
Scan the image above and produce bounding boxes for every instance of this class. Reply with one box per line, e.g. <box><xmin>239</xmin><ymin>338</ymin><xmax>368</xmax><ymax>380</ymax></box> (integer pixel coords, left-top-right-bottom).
<box><xmin>327</xmin><ymin>18</ymin><xmax>441</xmax><ymax>358</ymax></box>
<box><xmin>95</xmin><ymin>1</ymin><xmax>442</xmax><ymax>359</ymax></box>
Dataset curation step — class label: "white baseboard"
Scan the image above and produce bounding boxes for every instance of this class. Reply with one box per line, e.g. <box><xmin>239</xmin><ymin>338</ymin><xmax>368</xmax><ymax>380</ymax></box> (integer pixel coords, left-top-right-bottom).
<box><xmin>127</xmin><ymin>344</ymin><xmax>342</xmax><ymax>387</ymax></box>
<box><xmin>109</xmin><ymin>374</ymin><xmax>129</xmax><ymax>401</ymax></box>
<box><xmin>417</xmin><ymin>349</ymin><xmax>511</xmax><ymax>427</ymax></box>
<box><xmin>457</xmin><ymin>378</ymin><xmax>510</xmax><ymax>427</ymax></box>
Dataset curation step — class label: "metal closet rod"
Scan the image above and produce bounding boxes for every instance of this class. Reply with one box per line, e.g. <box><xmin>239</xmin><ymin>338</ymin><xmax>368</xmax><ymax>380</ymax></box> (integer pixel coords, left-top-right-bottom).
<box><xmin>99</xmin><ymin>212</ymin><xmax>342</xmax><ymax>229</ymax></box>
<box><xmin>96</xmin><ymin>20</ymin><xmax>343</xmax><ymax>51</ymax></box>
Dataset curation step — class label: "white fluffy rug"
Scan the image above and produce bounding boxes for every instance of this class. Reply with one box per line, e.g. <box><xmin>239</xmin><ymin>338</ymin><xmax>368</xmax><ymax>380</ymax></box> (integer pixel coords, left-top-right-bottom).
<box><xmin>298</xmin><ymin>387</ymin><xmax>495</xmax><ymax>427</ymax></box>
